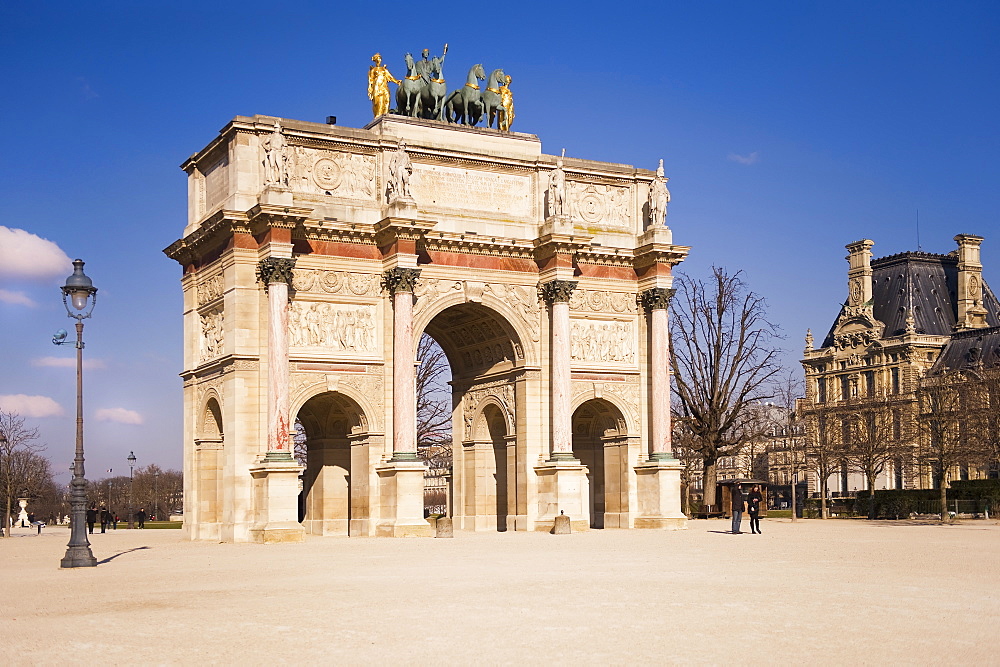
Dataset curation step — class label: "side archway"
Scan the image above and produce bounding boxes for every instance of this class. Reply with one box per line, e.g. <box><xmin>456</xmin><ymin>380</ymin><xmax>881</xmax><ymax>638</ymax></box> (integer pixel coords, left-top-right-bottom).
<box><xmin>192</xmin><ymin>393</ymin><xmax>224</xmax><ymax>537</ymax></box>
<box><xmin>296</xmin><ymin>390</ymin><xmax>378</xmax><ymax>536</ymax></box>
<box><xmin>572</xmin><ymin>398</ymin><xmax>634</xmax><ymax>529</ymax></box>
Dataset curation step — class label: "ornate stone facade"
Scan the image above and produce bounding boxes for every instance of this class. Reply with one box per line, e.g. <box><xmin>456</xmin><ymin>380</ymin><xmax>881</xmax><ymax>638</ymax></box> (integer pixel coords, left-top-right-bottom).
<box><xmin>165</xmin><ymin>113</ymin><xmax>690</xmax><ymax>542</ymax></box>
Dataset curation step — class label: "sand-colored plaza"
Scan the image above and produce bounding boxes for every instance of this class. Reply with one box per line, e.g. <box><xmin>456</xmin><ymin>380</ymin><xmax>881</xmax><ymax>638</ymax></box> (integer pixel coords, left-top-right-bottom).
<box><xmin>2</xmin><ymin>518</ymin><xmax>997</xmax><ymax>664</ymax></box>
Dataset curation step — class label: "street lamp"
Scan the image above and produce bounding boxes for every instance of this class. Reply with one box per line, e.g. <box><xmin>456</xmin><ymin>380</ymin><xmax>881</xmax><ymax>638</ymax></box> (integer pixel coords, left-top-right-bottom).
<box><xmin>0</xmin><ymin>431</ymin><xmax>6</xmax><ymax>536</ymax></box>
<box><xmin>55</xmin><ymin>259</ymin><xmax>98</xmax><ymax>568</ymax></box>
<box><xmin>127</xmin><ymin>451</ymin><xmax>136</xmax><ymax>529</ymax></box>
<box><xmin>154</xmin><ymin>470</ymin><xmax>160</xmax><ymax>522</ymax></box>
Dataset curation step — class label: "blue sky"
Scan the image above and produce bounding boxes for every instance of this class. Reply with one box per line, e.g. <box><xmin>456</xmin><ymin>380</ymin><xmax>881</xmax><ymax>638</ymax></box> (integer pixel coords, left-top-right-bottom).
<box><xmin>2</xmin><ymin>1</ymin><xmax>999</xmax><ymax>481</ymax></box>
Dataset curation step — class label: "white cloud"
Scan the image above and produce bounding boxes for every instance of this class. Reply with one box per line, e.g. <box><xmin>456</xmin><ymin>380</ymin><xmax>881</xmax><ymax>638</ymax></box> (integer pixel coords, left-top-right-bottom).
<box><xmin>728</xmin><ymin>151</ymin><xmax>760</xmax><ymax>165</ymax></box>
<box><xmin>96</xmin><ymin>408</ymin><xmax>144</xmax><ymax>425</ymax></box>
<box><xmin>0</xmin><ymin>394</ymin><xmax>64</xmax><ymax>418</ymax></box>
<box><xmin>0</xmin><ymin>227</ymin><xmax>72</xmax><ymax>280</ymax></box>
<box><xmin>32</xmin><ymin>356</ymin><xmax>107</xmax><ymax>370</ymax></box>
<box><xmin>0</xmin><ymin>289</ymin><xmax>36</xmax><ymax>307</ymax></box>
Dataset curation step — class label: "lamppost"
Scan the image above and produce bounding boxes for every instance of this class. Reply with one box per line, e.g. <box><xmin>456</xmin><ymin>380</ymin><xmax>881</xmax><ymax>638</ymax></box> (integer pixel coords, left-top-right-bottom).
<box><xmin>153</xmin><ymin>470</ymin><xmax>160</xmax><ymax>522</ymax></box>
<box><xmin>127</xmin><ymin>451</ymin><xmax>136</xmax><ymax>529</ymax></box>
<box><xmin>54</xmin><ymin>259</ymin><xmax>98</xmax><ymax>568</ymax></box>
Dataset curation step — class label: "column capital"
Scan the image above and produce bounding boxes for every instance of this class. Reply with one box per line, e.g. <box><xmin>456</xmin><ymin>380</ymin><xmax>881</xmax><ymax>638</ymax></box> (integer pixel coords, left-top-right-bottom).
<box><xmin>382</xmin><ymin>267</ymin><xmax>421</xmax><ymax>295</ymax></box>
<box><xmin>538</xmin><ymin>279</ymin><xmax>578</xmax><ymax>305</ymax></box>
<box><xmin>256</xmin><ymin>257</ymin><xmax>296</xmax><ymax>289</ymax></box>
<box><xmin>639</xmin><ymin>287</ymin><xmax>676</xmax><ymax>311</ymax></box>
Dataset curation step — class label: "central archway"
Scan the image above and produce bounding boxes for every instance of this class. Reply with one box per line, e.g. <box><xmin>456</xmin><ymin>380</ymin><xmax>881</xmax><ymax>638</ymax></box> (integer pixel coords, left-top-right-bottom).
<box><xmin>418</xmin><ymin>300</ymin><xmax>526</xmax><ymax>532</ymax></box>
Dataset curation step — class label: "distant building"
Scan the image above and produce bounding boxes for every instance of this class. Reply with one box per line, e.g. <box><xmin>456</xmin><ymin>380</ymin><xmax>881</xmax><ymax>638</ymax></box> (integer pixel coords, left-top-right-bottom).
<box><xmin>800</xmin><ymin>235</ymin><xmax>1000</xmax><ymax>497</ymax></box>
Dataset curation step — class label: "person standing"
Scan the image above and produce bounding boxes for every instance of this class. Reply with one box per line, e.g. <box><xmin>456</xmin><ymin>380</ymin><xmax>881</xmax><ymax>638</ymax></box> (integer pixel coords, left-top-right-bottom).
<box><xmin>747</xmin><ymin>484</ymin><xmax>764</xmax><ymax>534</ymax></box>
<box><xmin>731</xmin><ymin>484</ymin><xmax>746</xmax><ymax>534</ymax></box>
<box><xmin>86</xmin><ymin>505</ymin><xmax>98</xmax><ymax>534</ymax></box>
<box><xmin>100</xmin><ymin>506</ymin><xmax>110</xmax><ymax>533</ymax></box>
<box><xmin>137</xmin><ymin>508</ymin><xmax>146</xmax><ymax>529</ymax></box>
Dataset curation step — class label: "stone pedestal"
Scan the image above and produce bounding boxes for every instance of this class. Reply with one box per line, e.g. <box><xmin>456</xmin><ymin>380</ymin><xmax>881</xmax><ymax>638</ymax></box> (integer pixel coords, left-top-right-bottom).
<box><xmin>634</xmin><ymin>460</ymin><xmax>688</xmax><ymax>530</ymax></box>
<box><xmin>17</xmin><ymin>498</ymin><xmax>30</xmax><ymax>527</ymax></box>
<box><xmin>384</xmin><ymin>196</ymin><xmax>418</xmax><ymax>220</ymax></box>
<box><xmin>533</xmin><ymin>461</ymin><xmax>590</xmax><ymax>532</ymax></box>
<box><xmin>539</xmin><ymin>214</ymin><xmax>573</xmax><ymax>236</ymax></box>
<box><xmin>375</xmin><ymin>460</ymin><xmax>433</xmax><ymax>537</ymax></box>
<box><xmin>248</xmin><ymin>457</ymin><xmax>306</xmax><ymax>543</ymax></box>
<box><xmin>259</xmin><ymin>185</ymin><xmax>293</xmax><ymax>207</ymax></box>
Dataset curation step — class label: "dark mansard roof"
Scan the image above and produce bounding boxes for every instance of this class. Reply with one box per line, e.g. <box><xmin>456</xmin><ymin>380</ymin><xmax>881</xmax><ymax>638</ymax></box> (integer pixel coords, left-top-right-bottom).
<box><xmin>821</xmin><ymin>251</ymin><xmax>1000</xmax><ymax>348</ymax></box>
<box><xmin>930</xmin><ymin>326</ymin><xmax>1000</xmax><ymax>373</ymax></box>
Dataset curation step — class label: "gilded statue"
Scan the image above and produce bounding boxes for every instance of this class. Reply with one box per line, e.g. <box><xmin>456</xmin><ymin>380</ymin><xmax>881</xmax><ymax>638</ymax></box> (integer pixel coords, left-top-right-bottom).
<box><xmin>648</xmin><ymin>159</ymin><xmax>671</xmax><ymax>226</ymax></box>
<box><xmin>368</xmin><ymin>53</ymin><xmax>400</xmax><ymax>119</ymax></box>
<box><xmin>498</xmin><ymin>74</ymin><xmax>515</xmax><ymax>132</ymax></box>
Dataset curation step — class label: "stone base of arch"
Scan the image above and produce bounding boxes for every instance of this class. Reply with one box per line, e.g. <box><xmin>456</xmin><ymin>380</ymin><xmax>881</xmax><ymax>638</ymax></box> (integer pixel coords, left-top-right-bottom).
<box><xmin>248</xmin><ymin>457</ymin><xmax>306</xmax><ymax>543</ymax></box>
<box><xmin>533</xmin><ymin>461</ymin><xmax>591</xmax><ymax>532</ymax></box>
<box><xmin>374</xmin><ymin>460</ymin><xmax>433</xmax><ymax>537</ymax></box>
<box><xmin>633</xmin><ymin>460</ymin><xmax>688</xmax><ymax>530</ymax></box>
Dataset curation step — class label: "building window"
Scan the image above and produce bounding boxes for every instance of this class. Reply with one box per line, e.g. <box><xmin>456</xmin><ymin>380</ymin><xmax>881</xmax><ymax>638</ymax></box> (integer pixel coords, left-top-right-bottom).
<box><xmin>891</xmin><ymin>367</ymin><xmax>900</xmax><ymax>394</ymax></box>
<box><xmin>840</xmin><ymin>375</ymin><xmax>850</xmax><ymax>401</ymax></box>
<box><xmin>818</xmin><ymin>377</ymin><xmax>827</xmax><ymax>403</ymax></box>
<box><xmin>864</xmin><ymin>371</ymin><xmax>875</xmax><ymax>396</ymax></box>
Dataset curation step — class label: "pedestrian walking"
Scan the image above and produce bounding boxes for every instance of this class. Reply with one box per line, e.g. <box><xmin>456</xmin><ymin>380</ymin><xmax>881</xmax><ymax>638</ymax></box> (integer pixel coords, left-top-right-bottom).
<box><xmin>747</xmin><ymin>484</ymin><xmax>764</xmax><ymax>534</ymax></box>
<box><xmin>731</xmin><ymin>484</ymin><xmax>746</xmax><ymax>534</ymax></box>
<box><xmin>137</xmin><ymin>508</ymin><xmax>146</xmax><ymax>529</ymax></box>
<box><xmin>100</xmin><ymin>507</ymin><xmax>112</xmax><ymax>533</ymax></box>
<box><xmin>86</xmin><ymin>505</ymin><xmax>98</xmax><ymax>534</ymax></box>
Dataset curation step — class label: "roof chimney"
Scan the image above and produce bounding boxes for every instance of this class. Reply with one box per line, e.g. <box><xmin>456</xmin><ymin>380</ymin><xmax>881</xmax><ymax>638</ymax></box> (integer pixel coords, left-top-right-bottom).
<box><xmin>954</xmin><ymin>234</ymin><xmax>987</xmax><ymax>329</ymax></box>
<box><xmin>845</xmin><ymin>239</ymin><xmax>875</xmax><ymax>308</ymax></box>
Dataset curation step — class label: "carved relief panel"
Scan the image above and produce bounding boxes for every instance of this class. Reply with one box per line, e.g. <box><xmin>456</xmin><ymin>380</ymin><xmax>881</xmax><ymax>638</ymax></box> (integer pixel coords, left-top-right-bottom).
<box><xmin>568</xmin><ymin>182</ymin><xmax>633</xmax><ymax>232</ymax></box>
<box><xmin>570</xmin><ymin>319</ymin><xmax>636</xmax><ymax>365</ymax></box>
<box><xmin>199</xmin><ymin>308</ymin><xmax>224</xmax><ymax>362</ymax></box>
<box><xmin>292</xmin><ymin>269</ymin><xmax>381</xmax><ymax>296</ymax></box>
<box><xmin>289</xmin><ymin>147</ymin><xmax>376</xmax><ymax>201</ymax></box>
<box><xmin>289</xmin><ymin>302</ymin><xmax>379</xmax><ymax>355</ymax></box>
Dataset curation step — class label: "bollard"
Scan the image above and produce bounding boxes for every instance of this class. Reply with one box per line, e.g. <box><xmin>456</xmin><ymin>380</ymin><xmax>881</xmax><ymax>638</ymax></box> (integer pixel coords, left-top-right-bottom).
<box><xmin>551</xmin><ymin>510</ymin><xmax>571</xmax><ymax>535</ymax></box>
<box><xmin>435</xmin><ymin>516</ymin><xmax>454</xmax><ymax>538</ymax></box>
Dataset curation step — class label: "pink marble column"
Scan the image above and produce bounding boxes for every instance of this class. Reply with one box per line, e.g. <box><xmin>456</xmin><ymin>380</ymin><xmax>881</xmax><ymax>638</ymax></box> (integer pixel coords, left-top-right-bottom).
<box><xmin>384</xmin><ymin>268</ymin><xmax>421</xmax><ymax>461</ymax></box>
<box><xmin>259</xmin><ymin>257</ymin><xmax>297</xmax><ymax>459</ymax></box>
<box><xmin>540</xmin><ymin>280</ymin><xmax>577</xmax><ymax>460</ymax></box>
<box><xmin>641</xmin><ymin>288</ymin><xmax>676</xmax><ymax>461</ymax></box>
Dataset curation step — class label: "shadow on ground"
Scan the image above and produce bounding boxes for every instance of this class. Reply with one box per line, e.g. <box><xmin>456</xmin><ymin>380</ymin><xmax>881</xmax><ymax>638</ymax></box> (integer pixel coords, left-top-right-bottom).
<box><xmin>98</xmin><ymin>546</ymin><xmax>150</xmax><ymax>564</ymax></box>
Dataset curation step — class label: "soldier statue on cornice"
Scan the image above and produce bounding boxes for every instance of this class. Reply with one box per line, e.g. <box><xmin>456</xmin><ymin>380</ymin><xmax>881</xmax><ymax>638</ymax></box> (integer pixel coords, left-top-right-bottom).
<box><xmin>648</xmin><ymin>159</ymin><xmax>671</xmax><ymax>226</ymax></box>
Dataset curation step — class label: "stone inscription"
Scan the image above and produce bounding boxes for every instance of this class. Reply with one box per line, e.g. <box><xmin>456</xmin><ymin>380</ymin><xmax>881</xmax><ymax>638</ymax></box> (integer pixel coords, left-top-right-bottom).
<box><xmin>289</xmin><ymin>303</ymin><xmax>378</xmax><ymax>353</ymax></box>
<box><xmin>412</xmin><ymin>164</ymin><xmax>531</xmax><ymax>218</ymax></box>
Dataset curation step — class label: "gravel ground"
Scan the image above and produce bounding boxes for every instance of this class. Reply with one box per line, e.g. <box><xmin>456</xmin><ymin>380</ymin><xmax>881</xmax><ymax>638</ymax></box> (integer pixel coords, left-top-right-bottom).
<box><xmin>1</xmin><ymin>518</ymin><xmax>997</xmax><ymax>665</ymax></box>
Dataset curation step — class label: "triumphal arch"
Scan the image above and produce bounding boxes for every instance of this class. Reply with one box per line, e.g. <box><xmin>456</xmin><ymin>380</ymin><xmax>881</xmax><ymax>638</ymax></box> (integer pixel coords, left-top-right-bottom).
<box><xmin>165</xmin><ymin>56</ymin><xmax>690</xmax><ymax>542</ymax></box>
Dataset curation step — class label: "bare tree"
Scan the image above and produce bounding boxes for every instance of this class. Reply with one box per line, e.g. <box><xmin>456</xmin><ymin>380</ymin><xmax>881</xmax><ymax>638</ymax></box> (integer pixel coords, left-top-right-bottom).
<box><xmin>919</xmin><ymin>370</ymin><xmax>985</xmax><ymax>521</ymax></box>
<box><xmin>770</xmin><ymin>372</ymin><xmax>804</xmax><ymax>521</ymax></box>
<box><xmin>0</xmin><ymin>411</ymin><xmax>49</xmax><ymax>536</ymax></box>
<box><xmin>671</xmin><ymin>268</ymin><xmax>784</xmax><ymax>510</ymax></box>
<box><xmin>671</xmin><ymin>416</ymin><xmax>704</xmax><ymax>515</ymax></box>
<box><xmin>416</xmin><ymin>333</ymin><xmax>452</xmax><ymax>451</ymax></box>
<box><xmin>841</xmin><ymin>393</ymin><xmax>913</xmax><ymax>518</ymax></box>
<box><xmin>803</xmin><ymin>410</ymin><xmax>846</xmax><ymax>519</ymax></box>
<box><xmin>967</xmin><ymin>368</ymin><xmax>1000</xmax><ymax>477</ymax></box>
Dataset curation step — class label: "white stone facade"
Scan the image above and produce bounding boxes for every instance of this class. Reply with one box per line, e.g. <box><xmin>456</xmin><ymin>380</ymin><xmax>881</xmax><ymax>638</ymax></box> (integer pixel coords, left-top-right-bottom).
<box><xmin>165</xmin><ymin>114</ymin><xmax>690</xmax><ymax>542</ymax></box>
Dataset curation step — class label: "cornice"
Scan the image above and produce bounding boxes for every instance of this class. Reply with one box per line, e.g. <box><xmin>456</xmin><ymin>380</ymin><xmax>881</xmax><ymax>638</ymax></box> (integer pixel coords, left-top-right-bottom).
<box><xmin>163</xmin><ymin>210</ymin><xmax>251</xmax><ymax>264</ymax></box>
